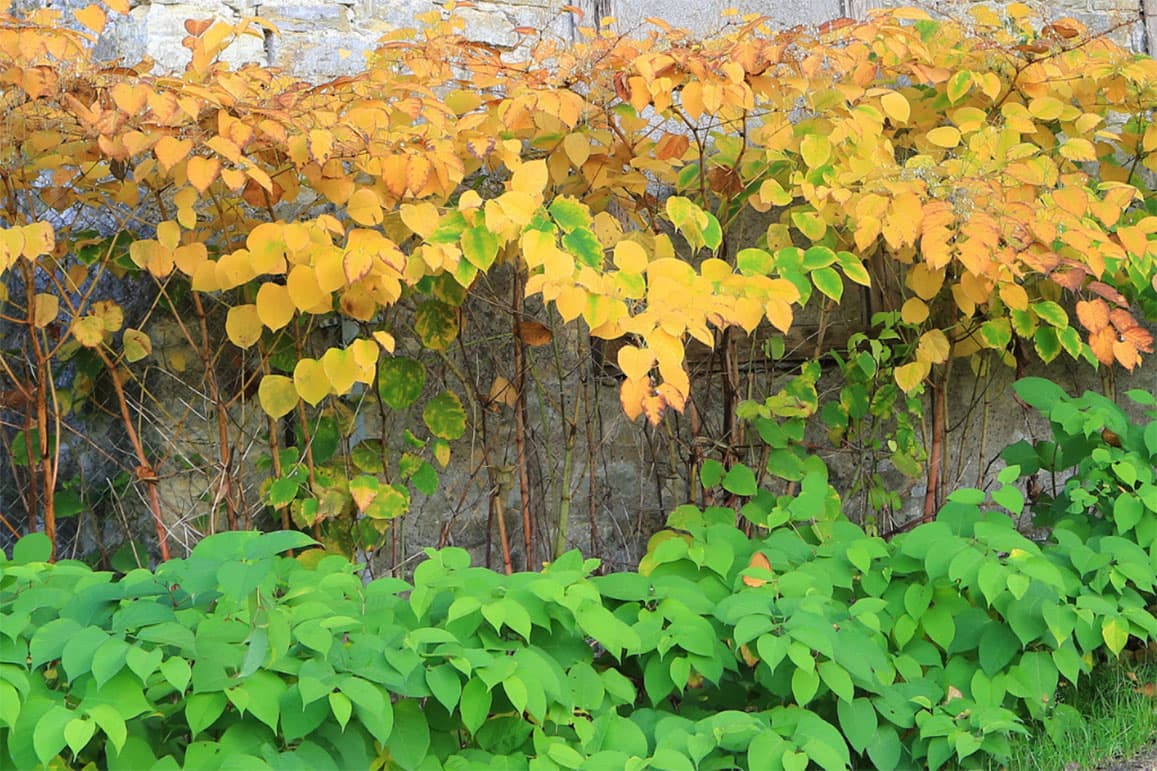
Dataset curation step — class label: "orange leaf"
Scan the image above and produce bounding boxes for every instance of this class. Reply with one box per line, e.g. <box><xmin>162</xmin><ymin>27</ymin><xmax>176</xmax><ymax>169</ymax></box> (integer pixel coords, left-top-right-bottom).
<box><xmin>74</xmin><ymin>4</ymin><xmax>106</xmax><ymax>33</ymax></box>
<box><xmin>488</xmin><ymin>376</ymin><xmax>517</xmax><ymax>408</ymax></box>
<box><xmin>184</xmin><ymin>18</ymin><xmax>213</xmax><ymax>36</ymax></box>
<box><xmin>186</xmin><ymin>156</ymin><xmax>220</xmax><ymax>193</ymax></box>
<box><xmin>1089</xmin><ymin>327</ymin><xmax>1115</xmax><ymax>365</ymax></box>
<box><xmin>516</xmin><ymin>320</ymin><xmax>552</xmax><ymax>346</ymax></box>
<box><xmin>619</xmin><ymin>376</ymin><xmax>650</xmax><ymax>422</ymax></box>
<box><xmin>154</xmin><ymin>136</ymin><xmax>192</xmax><ymax>171</ymax></box>
<box><xmin>1075</xmin><ymin>299</ymin><xmax>1109</xmax><ymax>332</ymax></box>
<box><xmin>742</xmin><ymin>552</ymin><xmax>772</xmax><ymax>588</ymax></box>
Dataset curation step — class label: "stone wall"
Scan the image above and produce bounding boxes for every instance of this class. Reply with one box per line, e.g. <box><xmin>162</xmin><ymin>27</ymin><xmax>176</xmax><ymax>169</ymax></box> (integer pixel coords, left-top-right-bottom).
<box><xmin>54</xmin><ymin>0</ymin><xmax>1155</xmax><ymax>80</ymax></box>
<box><xmin>3</xmin><ymin>0</ymin><xmax>1156</xmax><ymax>571</ymax></box>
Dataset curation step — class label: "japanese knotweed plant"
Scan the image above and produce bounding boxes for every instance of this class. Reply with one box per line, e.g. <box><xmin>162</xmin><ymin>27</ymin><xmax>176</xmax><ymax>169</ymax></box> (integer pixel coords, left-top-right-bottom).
<box><xmin>1</xmin><ymin>2</ymin><xmax>1156</xmax><ymax>559</ymax></box>
<box><xmin>2</xmin><ymin>380</ymin><xmax>1155</xmax><ymax>770</ymax></box>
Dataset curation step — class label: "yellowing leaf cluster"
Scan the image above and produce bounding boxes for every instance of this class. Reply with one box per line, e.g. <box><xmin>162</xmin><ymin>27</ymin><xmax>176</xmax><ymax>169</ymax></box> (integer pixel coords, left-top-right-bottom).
<box><xmin>1</xmin><ymin>2</ymin><xmax>1154</xmax><ymax>421</ymax></box>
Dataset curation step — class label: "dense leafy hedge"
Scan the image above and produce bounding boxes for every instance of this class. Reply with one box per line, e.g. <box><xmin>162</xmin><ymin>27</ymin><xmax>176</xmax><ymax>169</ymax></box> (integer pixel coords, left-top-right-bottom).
<box><xmin>2</xmin><ymin>380</ymin><xmax>1155</xmax><ymax>770</ymax></box>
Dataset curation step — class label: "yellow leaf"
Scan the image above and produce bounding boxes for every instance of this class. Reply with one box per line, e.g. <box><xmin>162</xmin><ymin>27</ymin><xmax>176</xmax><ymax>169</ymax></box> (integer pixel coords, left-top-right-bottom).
<box><xmin>1059</xmin><ymin>138</ymin><xmax>1096</xmax><ymax>162</ymax></box>
<box><xmin>497</xmin><ymin>191</ymin><xmax>539</xmax><ymax>226</ymax></box>
<box><xmin>617</xmin><ymin>345</ymin><xmax>656</xmax><ymax>381</ymax></box>
<box><xmin>122</xmin><ymin>328</ymin><xmax>151</xmax><ymax>362</ymax></box>
<box><xmin>344</xmin><ymin>249</ymin><xmax>372</xmax><ymax>284</ymax></box>
<box><xmin>347</xmin><ymin>188</ymin><xmax>383</xmax><ymax>226</ymax></box>
<box><xmin>372</xmin><ymin>330</ymin><xmax>396</xmax><ymax>353</ymax></box>
<box><xmin>157</xmin><ymin>220</ymin><xmax>180</xmax><ymax>251</ymax></box>
<box><xmin>1028</xmin><ymin>96</ymin><xmax>1064</xmax><ymax>121</ymax></box>
<box><xmin>287</xmin><ymin>265</ymin><xmax>328</xmax><ymax>312</ymax></box>
<box><xmin>321</xmin><ymin>347</ymin><xmax>357</xmax><ymax>395</ymax></box>
<box><xmin>349</xmin><ymin>339</ymin><xmax>379</xmax><ymax>383</ymax></box>
<box><xmin>93</xmin><ymin>301</ymin><xmax>123</xmax><ymax>333</ymax></box>
<box><xmin>186</xmin><ymin>156</ymin><xmax>220</xmax><ymax>193</ymax></box>
<box><xmin>71</xmin><ymin>316</ymin><xmax>105</xmax><ymax>347</ymax></box>
<box><xmin>293</xmin><ymin>358</ymin><xmax>330</xmax><ymax>406</ymax></box>
<box><xmin>901</xmin><ymin>297</ymin><xmax>929</xmax><ymax>324</ymax></box>
<box><xmin>74</xmin><ymin>4</ymin><xmax>106</xmax><ymax>33</ymax></box>
<box><xmin>894</xmin><ymin>361</ymin><xmax>930</xmax><ymax>393</ymax></box>
<box><xmin>29</xmin><ymin>292</ymin><xmax>58</xmax><ymax>328</ymax></box>
<box><xmin>765</xmin><ymin>300</ymin><xmax>793</xmax><ymax>333</ymax></box>
<box><xmin>916</xmin><ymin>329</ymin><xmax>950</xmax><ymax>364</ymax></box>
<box><xmin>562</xmin><ymin>133</ymin><xmax>591</xmax><ymax>167</ymax></box>
<box><xmin>881</xmin><ymin>91</ymin><xmax>910</xmax><ymax>124</ymax></box>
<box><xmin>488</xmin><ymin>376</ymin><xmax>517</xmax><ymax>408</ymax></box>
<box><xmin>308</xmin><ymin>129</ymin><xmax>333</xmax><ymax>163</ymax></box>
<box><xmin>999</xmin><ymin>282</ymin><xmax>1029</xmax><ymax>311</ymax></box>
<box><xmin>111</xmin><ymin>82</ymin><xmax>147</xmax><ymax>115</ymax></box>
<box><xmin>906</xmin><ymin>263</ymin><xmax>944</xmax><ymax>300</ymax></box>
<box><xmin>613</xmin><ymin>240</ymin><xmax>649</xmax><ymax>273</ymax></box>
<box><xmin>555</xmin><ymin>286</ymin><xmax>586</xmax><ymax>322</ymax></box>
<box><xmin>22</xmin><ymin>222</ymin><xmax>54</xmax><ymax>259</ymax></box>
<box><xmin>256</xmin><ymin>282</ymin><xmax>294</xmax><ymax>330</ymax></box>
<box><xmin>226</xmin><ymin>304</ymin><xmax>262</xmax><ymax>348</ymax></box>
<box><xmin>258</xmin><ymin>375</ymin><xmax>297</xmax><ymax>419</ymax></box>
<box><xmin>215</xmin><ymin>250</ymin><xmax>256</xmax><ymax>290</ymax></box>
<box><xmin>400</xmin><ymin>202</ymin><xmax>440</xmax><ymax>239</ymax></box>
<box><xmin>800</xmin><ymin>134</ymin><xmax>831</xmax><ymax>168</ymax></box>
<box><xmin>926</xmin><ymin>126</ymin><xmax>961</xmax><ymax>148</ymax></box>
<box><xmin>510</xmin><ymin>159</ymin><xmax>548</xmax><ymax>197</ymax></box>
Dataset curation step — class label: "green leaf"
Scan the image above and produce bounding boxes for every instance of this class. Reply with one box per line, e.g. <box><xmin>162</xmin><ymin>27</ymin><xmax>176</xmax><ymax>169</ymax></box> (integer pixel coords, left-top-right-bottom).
<box><xmin>378</xmin><ymin>357</ymin><xmax>426</xmax><ymax>409</ymax></box>
<box><xmin>904</xmin><ymin>583</ymin><xmax>932</xmax><ymax>621</ymax></box>
<box><xmin>562</xmin><ymin>227</ymin><xmax>604</xmax><ymax>268</ymax></box>
<box><xmin>866</xmin><ymin>725</ymin><xmax>901</xmax><ymax>771</ymax></box>
<box><xmin>549</xmin><ymin>197</ymin><xmax>591</xmax><ymax>233</ymax></box>
<box><xmin>461</xmin><ymin>227</ymin><xmax>499</xmax><ymax>270</ymax></box>
<box><xmin>423</xmin><ymin>391</ymin><xmax>467</xmax><ymax>440</ymax></box>
<box><xmin>328</xmin><ymin>691</ymin><xmax>352</xmax><ymax>730</ymax></box>
<box><xmin>922</xmin><ymin>605</ymin><xmax>956</xmax><ymax>650</ymax></box>
<box><xmin>90</xmin><ymin>637</ymin><xmax>130</xmax><ymax>688</ymax></box>
<box><xmin>161</xmin><ymin>657</ymin><xmax>191</xmax><ymax>693</ymax></box>
<box><xmin>1102</xmin><ymin>617</ymin><xmax>1130</xmax><ymax>656</ymax></box>
<box><xmin>460</xmin><ymin>677</ymin><xmax>491</xmax><ymax>735</ymax></box>
<box><xmin>60</xmin><ymin>626</ymin><xmax>110</xmax><ymax>682</ymax></box>
<box><xmin>811</xmin><ymin>266</ymin><xmax>843</xmax><ymax>302</ymax></box>
<box><xmin>980</xmin><ymin>622</ymin><xmax>1021</xmax><ymax>676</ymax></box>
<box><xmin>1034</xmin><ymin>327</ymin><xmax>1062</xmax><ymax>363</ymax></box>
<box><xmin>1033</xmin><ymin>301</ymin><xmax>1068</xmax><ymax>327</ymax></box>
<box><xmin>837</xmin><ymin>697</ymin><xmax>877</xmax><ymax>753</ymax></box>
<box><xmin>722</xmin><ymin>464</ymin><xmax>758</xmax><ymax>496</ymax></box>
<box><xmin>33</xmin><ymin>705</ymin><xmax>73</xmax><ymax>765</ymax></box>
<box><xmin>266</xmin><ymin>478</ymin><xmax>299</xmax><ymax>507</ymax></box>
<box><xmin>700</xmin><ymin>459</ymin><xmax>724</xmax><ymax>488</ymax></box>
<box><xmin>1013</xmin><ymin>377</ymin><xmax>1067</xmax><ymax>412</ymax></box>
<box><xmin>818</xmin><ymin>660</ymin><xmax>854</xmax><ymax>702</ymax></box>
<box><xmin>13</xmin><ymin>532</ymin><xmax>52</xmax><ymax>563</ymax></box>
<box><xmin>791</xmin><ymin>666</ymin><xmax>820</xmax><ymax>706</ymax></box>
<box><xmin>414</xmin><ymin>300</ymin><xmax>459</xmax><ymax>351</ymax></box>
<box><xmin>64</xmin><ymin>717</ymin><xmax>96</xmax><ymax>756</ymax></box>
<box><xmin>737</xmin><ymin>248</ymin><xmax>773</xmax><ymax>276</ymax></box>
<box><xmin>979</xmin><ymin>319</ymin><xmax>1011</xmax><ymax>349</ymax></box>
<box><xmin>340</xmin><ymin>675</ymin><xmax>393</xmax><ymax>745</ymax></box>
<box><xmin>85</xmin><ymin>703</ymin><xmax>126</xmax><ymax>755</ymax></box>
<box><xmin>186</xmin><ymin>692</ymin><xmax>227</xmax><ymax>736</ymax></box>
<box><xmin>426</xmin><ymin>665</ymin><xmax>462</xmax><ymax>712</ymax></box>
<box><xmin>1114</xmin><ymin>495</ymin><xmax>1143</xmax><ymax>533</ymax></box>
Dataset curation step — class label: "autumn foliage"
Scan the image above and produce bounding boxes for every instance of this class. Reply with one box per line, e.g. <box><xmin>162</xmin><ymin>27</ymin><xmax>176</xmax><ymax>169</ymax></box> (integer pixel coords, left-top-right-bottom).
<box><xmin>1</xmin><ymin>1</ymin><xmax>1156</xmax><ymax>559</ymax></box>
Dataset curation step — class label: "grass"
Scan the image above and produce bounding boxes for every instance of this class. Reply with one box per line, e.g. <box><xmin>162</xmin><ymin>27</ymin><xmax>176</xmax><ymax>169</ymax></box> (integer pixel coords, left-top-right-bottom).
<box><xmin>996</xmin><ymin>658</ymin><xmax>1157</xmax><ymax>771</ymax></box>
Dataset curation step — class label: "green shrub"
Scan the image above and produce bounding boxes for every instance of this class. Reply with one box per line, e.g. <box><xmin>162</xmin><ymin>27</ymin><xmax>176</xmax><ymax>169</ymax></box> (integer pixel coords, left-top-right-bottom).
<box><xmin>2</xmin><ymin>380</ymin><xmax>1154</xmax><ymax>770</ymax></box>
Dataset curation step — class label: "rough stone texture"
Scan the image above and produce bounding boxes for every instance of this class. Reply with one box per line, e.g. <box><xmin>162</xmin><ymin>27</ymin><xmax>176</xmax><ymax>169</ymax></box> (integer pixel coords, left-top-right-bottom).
<box><xmin>600</xmin><ymin>0</ymin><xmax>842</xmax><ymax>36</ymax></box>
